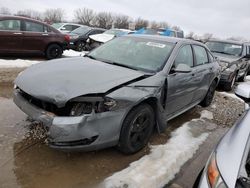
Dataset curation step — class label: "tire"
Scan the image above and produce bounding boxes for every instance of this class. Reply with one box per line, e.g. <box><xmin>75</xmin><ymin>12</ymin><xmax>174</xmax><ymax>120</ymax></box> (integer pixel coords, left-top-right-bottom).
<box><xmin>223</xmin><ymin>74</ymin><xmax>236</xmax><ymax>91</ymax></box>
<box><xmin>117</xmin><ymin>104</ymin><xmax>155</xmax><ymax>154</ymax></box>
<box><xmin>238</xmin><ymin>71</ymin><xmax>247</xmax><ymax>82</ymax></box>
<box><xmin>200</xmin><ymin>80</ymin><xmax>217</xmax><ymax>107</ymax></box>
<box><xmin>45</xmin><ymin>44</ymin><xmax>63</xmax><ymax>60</ymax></box>
<box><xmin>76</xmin><ymin>41</ymin><xmax>86</xmax><ymax>52</ymax></box>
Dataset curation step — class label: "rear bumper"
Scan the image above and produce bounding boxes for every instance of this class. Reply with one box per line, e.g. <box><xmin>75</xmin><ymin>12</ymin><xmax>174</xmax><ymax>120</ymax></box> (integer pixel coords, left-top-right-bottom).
<box><xmin>13</xmin><ymin>90</ymin><xmax>126</xmax><ymax>151</ymax></box>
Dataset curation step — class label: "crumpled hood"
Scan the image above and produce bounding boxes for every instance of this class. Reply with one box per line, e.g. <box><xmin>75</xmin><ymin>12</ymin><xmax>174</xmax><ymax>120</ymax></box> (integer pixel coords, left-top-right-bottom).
<box><xmin>15</xmin><ymin>57</ymin><xmax>144</xmax><ymax>107</ymax></box>
<box><xmin>89</xmin><ymin>33</ymin><xmax>115</xmax><ymax>43</ymax></box>
<box><xmin>213</xmin><ymin>52</ymin><xmax>241</xmax><ymax>64</ymax></box>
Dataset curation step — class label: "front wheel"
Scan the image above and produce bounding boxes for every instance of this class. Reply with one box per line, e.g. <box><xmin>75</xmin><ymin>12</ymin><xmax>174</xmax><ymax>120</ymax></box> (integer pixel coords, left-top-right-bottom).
<box><xmin>200</xmin><ymin>80</ymin><xmax>217</xmax><ymax>107</ymax></box>
<box><xmin>223</xmin><ymin>74</ymin><xmax>236</xmax><ymax>91</ymax></box>
<box><xmin>117</xmin><ymin>104</ymin><xmax>155</xmax><ymax>154</ymax></box>
<box><xmin>45</xmin><ymin>44</ymin><xmax>62</xmax><ymax>59</ymax></box>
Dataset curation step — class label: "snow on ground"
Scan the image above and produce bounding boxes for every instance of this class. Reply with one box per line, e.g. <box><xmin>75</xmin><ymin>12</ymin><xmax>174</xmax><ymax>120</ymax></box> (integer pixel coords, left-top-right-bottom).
<box><xmin>0</xmin><ymin>50</ymin><xmax>87</xmax><ymax>68</ymax></box>
<box><xmin>219</xmin><ymin>91</ymin><xmax>245</xmax><ymax>102</ymax></box>
<box><xmin>200</xmin><ymin>110</ymin><xmax>213</xmax><ymax>120</ymax></box>
<box><xmin>62</xmin><ymin>49</ymin><xmax>86</xmax><ymax>57</ymax></box>
<box><xmin>0</xmin><ymin>59</ymin><xmax>40</xmax><ymax>68</ymax></box>
<box><xmin>103</xmin><ymin>111</ymin><xmax>211</xmax><ymax>188</ymax></box>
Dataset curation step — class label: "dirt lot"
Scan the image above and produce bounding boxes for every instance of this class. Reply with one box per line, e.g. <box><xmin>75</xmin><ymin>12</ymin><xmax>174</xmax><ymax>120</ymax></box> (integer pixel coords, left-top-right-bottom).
<box><xmin>0</xmin><ymin>67</ymin><xmax>245</xmax><ymax>188</ymax></box>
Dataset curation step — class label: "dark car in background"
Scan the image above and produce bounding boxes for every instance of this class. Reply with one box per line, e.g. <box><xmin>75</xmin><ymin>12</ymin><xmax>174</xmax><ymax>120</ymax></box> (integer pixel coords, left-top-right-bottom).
<box><xmin>195</xmin><ymin>85</ymin><xmax>250</xmax><ymax>188</ymax></box>
<box><xmin>13</xmin><ymin>35</ymin><xmax>220</xmax><ymax>154</ymax></box>
<box><xmin>0</xmin><ymin>16</ymin><xmax>70</xmax><ymax>59</ymax></box>
<box><xmin>206</xmin><ymin>39</ymin><xmax>250</xmax><ymax>91</ymax></box>
<box><xmin>68</xmin><ymin>26</ymin><xmax>106</xmax><ymax>51</ymax></box>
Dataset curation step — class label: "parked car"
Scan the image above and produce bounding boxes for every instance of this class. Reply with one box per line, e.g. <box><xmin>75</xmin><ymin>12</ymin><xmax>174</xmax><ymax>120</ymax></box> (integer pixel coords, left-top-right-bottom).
<box><xmin>87</xmin><ymin>28</ymin><xmax>132</xmax><ymax>50</ymax></box>
<box><xmin>244</xmin><ymin>43</ymin><xmax>250</xmax><ymax>75</ymax></box>
<box><xmin>206</xmin><ymin>39</ymin><xmax>250</xmax><ymax>91</ymax></box>
<box><xmin>161</xmin><ymin>29</ymin><xmax>184</xmax><ymax>38</ymax></box>
<box><xmin>68</xmin><ymin>26</ymin><xmax>106</xmax><ymax>51</ymax></box>
<box><xmin>0</xmin><ymin>16</ymin><xmax>70</xmax><ymax>59</ymax></box>
<box><xmin>194</xmin><ymin>84</ymin><xmax>250</xmax><ymax>188</ymax></box>
<box><xmin>13</xmin><ymin>35</ymin><xmax>220</xmax><ymax>154</ymax></box>
<box><xmin>51</xmin><ymin>22</ymin><xmax>83</xmax><ymax>33</ymax></box>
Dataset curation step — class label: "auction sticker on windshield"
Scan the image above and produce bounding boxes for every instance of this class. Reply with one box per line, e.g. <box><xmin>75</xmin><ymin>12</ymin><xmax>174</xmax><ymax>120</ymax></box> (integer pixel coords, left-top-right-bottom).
<box><xmin>146</xmin><ymin>42</ymin><xmax>166</xmax><ymax>48</ymax></box>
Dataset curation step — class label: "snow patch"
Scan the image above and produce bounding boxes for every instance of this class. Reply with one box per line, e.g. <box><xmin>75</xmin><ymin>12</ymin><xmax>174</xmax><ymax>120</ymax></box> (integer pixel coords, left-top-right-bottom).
<box><xmin>200</xmin><ymin>110</ymin><xmax>213</xmax><ymax>120</ymax></box>
<box><xmin>0</xmin><ymin>59</ymin><xmax>40</xmax><ymax>68</ymax></box>
<box><xmin>103</xmin><ymin>111</ymin><xmax>210</xmax><ymax>188</ymax></box>
<box><xmin>235</xmin><ymin>82</ymin><xmax>250</xmax><ymax>99</ymax></box>
<box><xmin>63</xmin><ymin>49</ymin><xmax>86</xmax><ymax>57</ymax></box>
<box><xmin>219</xmin><ymin>91</ymin><xmax>244</xmax><ymax>102</ymax></box>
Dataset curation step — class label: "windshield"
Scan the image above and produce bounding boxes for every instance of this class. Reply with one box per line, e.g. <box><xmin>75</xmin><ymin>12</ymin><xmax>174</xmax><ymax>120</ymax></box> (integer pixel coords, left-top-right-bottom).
<box><xmin>104</xmin><ymin>29</ymin><xmax>128</xmax><ymax>36</ymax></box>
<box><xmin>88</xmin><ymin>37</ymin><xmax>174</xmax><ymax>72</ymax></box>
<box><xmin>71</xmin><ymin>26</ymin><xmax>90</xmax><ymax>35</ymax></box>
<box><xmin>51</xmin><ymin>23</ymin><xmax>64</xmax><ymax>29</ymax></box>
<box><xmin>206</xmin><ymin>41</ymin><xmax>243</xmax><ymax>56</ymax></box>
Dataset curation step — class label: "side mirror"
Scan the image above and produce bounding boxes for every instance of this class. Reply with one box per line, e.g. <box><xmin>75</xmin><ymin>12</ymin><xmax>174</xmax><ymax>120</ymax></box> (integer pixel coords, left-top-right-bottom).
<box><xmin>174</xmin><ymin>63</ymin><xmax>192</xmax><ymax>73</ymax></box>
<box><xmin>235</xmin><ymin>83</ymin><xmax>250</xmax><ymax>103</ymax></box>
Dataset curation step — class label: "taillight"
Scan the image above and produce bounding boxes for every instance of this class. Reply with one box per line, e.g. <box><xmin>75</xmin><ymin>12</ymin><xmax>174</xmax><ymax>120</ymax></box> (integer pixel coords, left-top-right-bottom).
<box><xmin>64</xmin><ymin>35</ymin><xmax>70</xmax><ymax>42</ymax></box>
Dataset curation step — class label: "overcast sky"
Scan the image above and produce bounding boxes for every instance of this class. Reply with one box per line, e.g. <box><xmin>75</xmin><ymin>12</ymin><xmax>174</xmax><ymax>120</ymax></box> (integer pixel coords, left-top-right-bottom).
<box><xmin>1</xmin><ymin>0</ymin><xmax>250</xmax><ymax>39</ymax></box>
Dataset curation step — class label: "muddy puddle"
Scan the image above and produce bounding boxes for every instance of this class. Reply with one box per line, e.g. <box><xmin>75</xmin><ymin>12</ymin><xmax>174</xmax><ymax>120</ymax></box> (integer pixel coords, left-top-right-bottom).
<box><xmin>0</xmin><ymin>96</ymin><xmax>200</xmax><ymax>188</ymax></box>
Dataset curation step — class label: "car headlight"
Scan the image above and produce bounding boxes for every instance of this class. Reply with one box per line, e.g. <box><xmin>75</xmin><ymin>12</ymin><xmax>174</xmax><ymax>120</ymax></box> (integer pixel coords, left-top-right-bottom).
<box><xmin>69</xmin><ymin>97</ymin><xmax>117</xmax><ymax>116</ymax></box>
<box><xmin>207</xmin><ymin>153</ymin><xmax>227</xmax><ymax>188</ymax></box>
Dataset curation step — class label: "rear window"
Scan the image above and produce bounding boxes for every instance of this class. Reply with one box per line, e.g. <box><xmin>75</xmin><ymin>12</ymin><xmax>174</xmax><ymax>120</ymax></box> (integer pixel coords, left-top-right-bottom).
<box><xmin>0</xmin><ymin>19</ymin><xmax>21</xmax><ymax>31</ymax></box>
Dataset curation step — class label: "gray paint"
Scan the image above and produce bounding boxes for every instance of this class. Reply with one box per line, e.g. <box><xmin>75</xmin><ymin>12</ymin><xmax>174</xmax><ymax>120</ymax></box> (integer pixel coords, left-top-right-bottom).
<box><xmin>14</xmin><ymin>35</ymin><xmax>220</xmax><ymax>151</ymax></box>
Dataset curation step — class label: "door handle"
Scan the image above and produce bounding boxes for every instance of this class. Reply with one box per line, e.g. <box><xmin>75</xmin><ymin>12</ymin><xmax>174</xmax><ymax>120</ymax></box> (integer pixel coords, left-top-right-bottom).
<box><xmin>13</xmin><ymin>32</ymin><xmax>22</xmax><ymax>35</ymax></box>
<box><xmin>42</xmin><ymin>33</ymin><xmax>49</xmax><ymax>36</ymax></box>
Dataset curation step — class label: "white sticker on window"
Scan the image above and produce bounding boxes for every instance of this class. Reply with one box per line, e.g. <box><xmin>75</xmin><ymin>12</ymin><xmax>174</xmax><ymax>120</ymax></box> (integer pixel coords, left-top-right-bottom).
<box><xmin>146</xmin><ymin>42</ymin><xmax>166</xmax><ymax>48</ymax></box>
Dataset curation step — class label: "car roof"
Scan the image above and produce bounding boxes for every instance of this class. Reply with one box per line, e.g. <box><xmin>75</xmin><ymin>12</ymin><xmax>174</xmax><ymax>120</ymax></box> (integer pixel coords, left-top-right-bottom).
<box><xmin>0</xmin><ymin>15</ymin><xmax>47</xmax><ymax>25</ymax></box>
<box><xmin>54</xmin><ymin>22</ymin><xmax>83</xmax><ymax>26</ymax></box>
<box><xmin>125</xmin><ymin>34</ymin><xmax>203</xmax><ymax>45</ymax></box>
<box><xmin>207</xmin><ymin>39</ymin><xmax>244</xmax><ymax>45</ymax></box>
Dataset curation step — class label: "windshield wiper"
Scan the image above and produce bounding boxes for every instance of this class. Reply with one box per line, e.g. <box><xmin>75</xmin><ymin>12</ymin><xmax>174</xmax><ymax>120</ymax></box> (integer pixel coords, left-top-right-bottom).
<box><xmin>211</xmin><ymin>50</ymin><xmax>234</xmax><ymax>56</ymax></box>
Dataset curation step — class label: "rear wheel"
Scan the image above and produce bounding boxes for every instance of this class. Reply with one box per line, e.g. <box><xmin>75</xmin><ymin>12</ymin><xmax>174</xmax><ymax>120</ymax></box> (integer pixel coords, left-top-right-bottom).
<box><xmin>76</xmin><ymin>41</ymin><xmax>86</xmax><ymax>52</ymax></box>
<box><xmin>223</xmin><ymin>74</ymin><xmax>236</xmax><ymax>91</ymax></box>
<box><xmin>117</xmin><ymin>104</ymin><xmax>155</xmax><ymax>154</ymax></box>
<box><xmin>45</xmin><ymin>44</ymin><xmax>62</xmax><ymax>59</ymax></box>
<box><xmin>200</xmin><ymin>80</ymin><xmax>217</xmax><ymax>107</ymax></box>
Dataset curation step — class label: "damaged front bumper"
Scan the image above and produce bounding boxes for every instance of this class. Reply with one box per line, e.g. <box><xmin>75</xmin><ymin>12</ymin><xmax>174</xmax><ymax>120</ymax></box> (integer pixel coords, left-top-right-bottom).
<box><xmin>13</xmin><ymin>90</ymin><xmax>126</xmax><ymax>151</ymax></box>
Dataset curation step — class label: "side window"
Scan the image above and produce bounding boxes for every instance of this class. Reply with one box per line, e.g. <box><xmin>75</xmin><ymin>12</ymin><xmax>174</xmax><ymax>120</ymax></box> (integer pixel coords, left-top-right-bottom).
<box><xmin>193</xmin><ymin>45</ymin><xmax>209</xmax><ymax>66</ymax></box>
<box><xmin>0</xmin><ymin>19</ymin><xmax>21</xmax><ymax>31</ymax></box>
<box><xmin>174</xmin><ymin>45</ymin><xmax>194</xmax><ymax>68</ymax></box>
<box><xmin>207</xmin><ymin>51</ymin><xmax>214</xmax><ymax>63</ymax></box>
<box><xmin>63</xmin><ymin>25</ymin><xmax>73</xmax><ymax>31</ymax></box>
<box><xmin>72</xmin><ymin>25</ymin><xmax>79</xmax><ymax>31</ymax></box>
<box><xmin>24</xmin><ymin>21</ymin><xmax>44</xmax><ymax>32</ymax></box>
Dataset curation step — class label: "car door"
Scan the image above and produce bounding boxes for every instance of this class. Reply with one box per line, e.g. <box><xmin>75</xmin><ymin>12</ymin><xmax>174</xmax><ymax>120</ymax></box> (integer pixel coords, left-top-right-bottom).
<box><xmin>238</xmin><ymin>45</ymin><xmax>249</xmax><ymax>77</ymax></box>
<box><xmin>22</xmin><ymin>20</ymin><xmax>48</xmax><ymax>53</ymax></box>
<box><xmin>0</xmin><ymin>19</ymin><xmax>23</xmax><ymax>52</ymax></box>
<box><xmin>166</xmin><ymin>44</ymin><xmax>196</xmax><ymax>117</ymax></box>
<box><xmin>191</xmin><ymin>45</ymin><xmax>212</xmax><ymax>103</ymax></box>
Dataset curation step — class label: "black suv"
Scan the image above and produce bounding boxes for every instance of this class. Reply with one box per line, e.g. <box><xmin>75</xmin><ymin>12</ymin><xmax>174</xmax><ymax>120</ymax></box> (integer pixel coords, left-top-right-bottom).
<box><xmin>206</xmin><ymin>39</ymin><xmax>250</xmax><ymax>91</ymax></box>
<box><xmin>68</xmin><ymin>26</ymin><xmax>106</xmax><ymax>51</ymax></box>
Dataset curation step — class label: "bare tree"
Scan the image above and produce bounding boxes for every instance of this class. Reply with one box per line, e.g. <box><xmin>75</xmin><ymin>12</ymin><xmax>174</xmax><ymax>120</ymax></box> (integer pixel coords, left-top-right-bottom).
<box><xmin>149</xmin><ymin>21</ymin><xmax>158</xmax><ymax>29</ymax></box>
<box><xmin>44</xmin><ymin>8</ymin><xmax>64</xmax><ymax>24</ymax></box>
<box><xmin>202</xmin><ymin>33</ymin><xmax>213</xmax><ymax>42</ymax></box>
<box><xmin>74</xmin><ymin>8</ymin><xmax>95</xmax><ymax>26</ymax></box>
<box><xmin>172</xmin><ymin>25</ymin><xmax>181</xmax><ymax>31</ymax></box>
<box><xmin>16</xmin><ymin>9</ymin><xmax>43</xmax><ymax>20</ymax></box>
<box><xmin>0</xmin><ymin>7</ymin><xmax>11</xmax><ymax>15</ymax></box>
<box><xmin>94</xmin><ymin>12</ymin><xmax>114</xmax><ymax>29</ymax></box>
<box><xmin>134</xmin><ymin>18</ymin><xmax>148</xmax><ymax>30</ymax></box>
<box><xmin>158</xmin><ymin>21</ymin><xmax>170</xmax><ymax>29</ymax></box>
<box><xmin>113</xmin><ymin>14</ymin><xmax>130</xmax><ymax>29</ymax></box>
